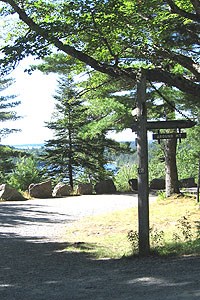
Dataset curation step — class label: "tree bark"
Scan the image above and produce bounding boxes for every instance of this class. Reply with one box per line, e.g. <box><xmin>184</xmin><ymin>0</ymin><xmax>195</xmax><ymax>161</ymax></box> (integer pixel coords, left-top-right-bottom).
<box><xmin>164</xmin><ymin>138</ymin><xmax>180</xmax><ymax>197</ymax></box>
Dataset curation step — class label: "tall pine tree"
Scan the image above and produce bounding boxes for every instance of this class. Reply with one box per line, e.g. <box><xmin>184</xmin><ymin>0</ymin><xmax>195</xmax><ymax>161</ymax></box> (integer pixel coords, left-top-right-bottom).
<box><xmin>43</xmin><ymin>75</ymin><xmax>114</xmax><ymax>189</ymax></box>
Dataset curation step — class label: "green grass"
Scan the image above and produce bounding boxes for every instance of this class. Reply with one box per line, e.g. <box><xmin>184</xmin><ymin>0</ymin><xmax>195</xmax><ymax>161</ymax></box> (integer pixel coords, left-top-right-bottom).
<box><xmin>65</xmin><ymin>194</ymin><xmax>200</xmax><ymax>258</ymax></box>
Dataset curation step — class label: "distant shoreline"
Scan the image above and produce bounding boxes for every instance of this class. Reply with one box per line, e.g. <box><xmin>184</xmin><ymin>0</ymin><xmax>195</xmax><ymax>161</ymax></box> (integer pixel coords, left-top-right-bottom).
<box><xmin>9</xmin><ymin>143</ymin><xmax>44</xmax><ymax>149</ymax></box>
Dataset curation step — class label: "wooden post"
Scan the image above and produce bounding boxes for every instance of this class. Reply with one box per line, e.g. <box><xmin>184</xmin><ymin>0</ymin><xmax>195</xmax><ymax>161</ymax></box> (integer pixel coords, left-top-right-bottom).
<box><xmin>136</xmin><ymin>71</ymin><xmax>150</xmax><ymax>256</ymax></box>
<box><xmin>197</xmin><ymin>158</ymin><xmax>200</xmax><ymax>203</ymax></box>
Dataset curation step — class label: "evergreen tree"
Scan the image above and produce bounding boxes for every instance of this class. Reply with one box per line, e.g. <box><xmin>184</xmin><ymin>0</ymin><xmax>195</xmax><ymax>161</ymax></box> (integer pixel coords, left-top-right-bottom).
<box><xmin>0</xmin><ymin>145</ymin><xmax>20</xmax><ymax>182</ymax></box>
<box><xmin>0</xmin><ymin>77</ymin><xmax>21</xmax><ymax>139</ymax></box>
<box><xmin>43</xmin><ymin>75</ymin><xmax>118</xmax><ymax>189</ymax></box>
<box><xmin>0</xmin><ymin>77</ymin><xmax>22</xmax><ymax>183</ymax></box>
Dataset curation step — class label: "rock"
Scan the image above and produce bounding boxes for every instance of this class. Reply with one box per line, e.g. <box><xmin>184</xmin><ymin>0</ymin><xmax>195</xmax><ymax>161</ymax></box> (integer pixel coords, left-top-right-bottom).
<box><xmin>77</xmin><ymin>183</ymin><xmax>93</xmax><ymax>195</ymax></box>
<box><xmin>94</xmin><ymin>179</ymin><xmax>117</xmax><ymax>194</ymax></box>
<box><xmin>128</xmin><ymin>178</ymin><xmax>138</xmax><ymax>191</ymax></box>
<box><xmin>52</xmin><ymin>182</ymin><xmax>72</xmax><ymax>197</ymax></box>
<box><xmin>150</xmin><ymin>178</ymin><xmax>165</xmax><ymax>190</ymax></box>
<box><xmin>179</xmin><ymin>177</ymin><xmax>197</xmax><ymax>188</ymax></box>
<box><xmin>0</xmin><ymin>184</ymin><xmax>26</xmax><ymax>201</ymax></box>
<box><xmin>29</xmin><ymin>180</ymin><xmax>52</xmax><ymax>198</ymax></box>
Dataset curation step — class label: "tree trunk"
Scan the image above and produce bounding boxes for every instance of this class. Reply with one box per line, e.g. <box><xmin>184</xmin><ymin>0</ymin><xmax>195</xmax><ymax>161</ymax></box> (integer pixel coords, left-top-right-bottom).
<box><xmin>164</xmin><ymin>138</ymin><xmax>180</xmax><ymax>197</ymax></box>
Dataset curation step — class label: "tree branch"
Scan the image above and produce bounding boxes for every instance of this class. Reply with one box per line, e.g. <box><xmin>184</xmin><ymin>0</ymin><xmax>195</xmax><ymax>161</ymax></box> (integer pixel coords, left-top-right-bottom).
<box><xmin>154</xmin><ymin>46</ymin><xmax>200</xmax><ymax>80</ymax></box>
<box><xmin>190</xmin><ymin>0</ymin><xmax>200</xmax><ymax>17</ymax></box>
<box><xmin>166</xmin><ymin>0</ymin><xmax>200</xmax><ymax>22</ymax></box>
<box><xmin>1</xmin><ymin>0</ymin><xmax>200</xmax><ymax>97</ymax></box>
<box><xmin>91</xmin><ymin>10</ymin><xmax>117</xmax><ymax>63</ymax></box>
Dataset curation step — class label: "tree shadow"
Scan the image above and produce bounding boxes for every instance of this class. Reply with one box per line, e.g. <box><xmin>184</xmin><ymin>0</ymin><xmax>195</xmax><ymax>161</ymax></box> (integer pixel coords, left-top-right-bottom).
<box><xmin>0</xmin><ymin>235</ymin><xmax>200</xmax><ymax>300</ymax></box>
<box><xmin>0</xmin><ymin>202</ymin><xmax>76</xmax><ymax>227</ymax></box>
<box><xmin>0</xmin><ymin>202</ymin><xmax>200</xmax><ymax>300</ymax></box>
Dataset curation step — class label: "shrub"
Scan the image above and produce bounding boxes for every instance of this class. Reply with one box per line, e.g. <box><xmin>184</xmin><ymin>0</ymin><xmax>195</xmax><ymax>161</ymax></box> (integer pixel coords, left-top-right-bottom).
<box><xmin>114</xmin><ymin>164</ymin><xmax>137</xmax><ymax>192</ymax></box>
<box><xmin>8</xmin><ymin>156</ymin><xmax>41</xmax><ymax>191</ymax></box>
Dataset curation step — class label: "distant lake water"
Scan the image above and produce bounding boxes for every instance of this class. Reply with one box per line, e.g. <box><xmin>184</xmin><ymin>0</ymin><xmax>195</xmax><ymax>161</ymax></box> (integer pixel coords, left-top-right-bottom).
<box><xmin>9</xmin><ymin>144</ymin><xmax>119</xmax><ymax>174</ymax></box>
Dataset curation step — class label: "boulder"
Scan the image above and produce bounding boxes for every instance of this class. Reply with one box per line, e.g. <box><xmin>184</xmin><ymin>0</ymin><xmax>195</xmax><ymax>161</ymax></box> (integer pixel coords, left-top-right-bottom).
<box><xmin>52</xmin><ymin>182</ymin><xmax>72</xmax><ymax>197</ymax></box>
<box><xmin>29</xmin><ymin>180</ymin><xmax>52</xmax><ymax>198</ymax></box>
<box><xmin>77</xmin><ymin>183</ymin><xmax>93</xmax><ymax>195</ymax></box>
<box><xmin>0</xmin><ymin>184</ymin><xmax>26</xmax><ymax>201</ymax></box>
<box><xmin>150</xmin><ymin>178</ymin><xmax>165</xmax><ymax>190</ymax></box>
<box><xmin>179</xmin><ymin>177</ymin><xmax>197</xmax><ymax>188</ymax></box>
<box><xmin>94</xmin><ymin>179</ymin><xmax>117</xmax><ymax>194</ymax></box>
<box><xmin>128</xmin><ymin>178</ymin><xmax>138</xmax><ymax>191</ymax></box>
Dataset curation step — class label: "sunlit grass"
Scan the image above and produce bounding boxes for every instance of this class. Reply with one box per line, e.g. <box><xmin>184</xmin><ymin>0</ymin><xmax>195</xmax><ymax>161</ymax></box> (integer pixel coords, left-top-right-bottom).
<box><xmin>65</xmin><ymin>194</ymin><xmax>200</xmax><ymax>258</ymax></box>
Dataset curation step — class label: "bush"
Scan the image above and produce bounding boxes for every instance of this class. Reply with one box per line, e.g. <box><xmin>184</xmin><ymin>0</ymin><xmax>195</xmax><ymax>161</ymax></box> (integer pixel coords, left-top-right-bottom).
<box><xmin>114</xmin><ymin>164</ymin><xmax>137</xmax><ymax>192</ymax></box>
<box><xmin>8</xmin><ymin>156</ymin><xmax>41</xmax><ymax>191</ymax></box>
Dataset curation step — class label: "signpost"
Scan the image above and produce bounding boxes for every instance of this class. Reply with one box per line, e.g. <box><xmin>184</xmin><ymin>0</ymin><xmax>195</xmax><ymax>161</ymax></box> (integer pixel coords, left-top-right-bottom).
<box><xmin>134</xmin><ymin>70</ymin><xmax>196</xmax><ymax>256</ymax></box>
<box><xmin>136</xmin><ymin>71</ymin><xmax>150</xmax><ymax>256</ymax></box>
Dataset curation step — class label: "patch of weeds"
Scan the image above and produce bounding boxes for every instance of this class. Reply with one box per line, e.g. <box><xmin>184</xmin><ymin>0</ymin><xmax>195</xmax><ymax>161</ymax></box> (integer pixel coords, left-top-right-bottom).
<box><xmin>161</xmin><ymin>238</ymin><xmax>200</xmax><ymax>256</ymax></box>
<box><xmin>195</xmin><ymin>220</ymin><xmax>200</xmax><ymax>239</ymax></box>
<box><xmin>156</xmin><ymin>190</ymin><xmax>166</xmax><ymax>201</ymax></box>
<box><xmin>173</xmin><ymin>213</ymin><xmax>193</xmax><ymax>242</ymax></box>
<box><xmin>127</xmin><ymin>226</ymin><xmax>164</xmax><ymax>255</ymax></box>
<box><xmin>127</xmin><ymin>214</ymin><xmax>200</xmax><ymax>256</ymax></box>
<box><xmin>162</xmin><ymin>213</ymin><xmax>200</xmax><ymax>256</ymax></box>
<box><xmin>127</xmin><ymin>230</ymin><xmax>139</xmax><ymax>254</ymax></box>
<box><xmin>150</xmin><ymin>226</ymin><xmax>164</xmax><ymax>249</ymax></box>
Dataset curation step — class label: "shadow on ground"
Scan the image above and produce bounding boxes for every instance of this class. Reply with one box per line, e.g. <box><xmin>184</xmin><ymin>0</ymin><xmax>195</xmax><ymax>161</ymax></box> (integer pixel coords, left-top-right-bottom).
<box><xmin>1</xmin><ymin>238</ymin><xmax>200</xmax><ymax>299</ymax></box>
<box><xmin>0</xmin><ymin>201</ymin><xmax>200</xmax><ymax>300</ymax></box>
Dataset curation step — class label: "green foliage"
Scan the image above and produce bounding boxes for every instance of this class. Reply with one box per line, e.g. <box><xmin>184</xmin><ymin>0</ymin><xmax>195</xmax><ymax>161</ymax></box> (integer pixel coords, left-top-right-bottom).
<box><xmin>148</xmin><ymin>142</ymin><xmax>165</xmax><ymax>181</ymax></box>
<box><xmin>156</xmin><ymin>190</ymin><xmax>166</xmax><ymax>201</ymax></box>
<box><xmin>177</xmin><ymin>125</ymin><xmax>200</xmax><ymax>181</ymax></box>
<box><xmin>8</xmin><ymin>156</ymin><xmax>41</xmax><ymax>191</ymax></box>
<box><xmin>0</xmin><ymin>145</ymin><xmax>24</xmax><ymax>182</ymax></box>
<box><xmin>0</xmin><ymin>77</ymin><xmax>21</xmax><ymax>138</ymax></box>
<box><xmin>150</xmin><ymin>226</ymin><xmax>165</xmax><ymax>249</ymax></box>
<box><xmin>114</xmin><ymin>164</ymin><xmax>137</xmax><ymax>192</ymax></box>
<box><xmin>78</xmin><ymin>72</ymin><xmax>134</xmax><ymax>135</ymax></box>
<box><xmin>127</xmin><ymin>214</ymin><xmax>200</xmax><ymax>256</ymax></box>
<box><xmin>173</xmin><ymin>214</ymin><xmax>194</xmax><ymax>242</ymax></box>
<box><xmin>127</xmin><ymin>226</ymin><xmax>165</xmax><ymax>254</ymax></box>
<box><xmin>127</xmin><ymin>230</ymin><xmax>139</xmax><ymax>253</ymax></box>
<box><xmin>43</xmin><ymin>74</ymin><xmax>123</xmax><ymax>188</ymax></box>
<box><xmin>0</xmin><ymin>0</ymin><xmax>199</xmax><ymax>97</ymax></box>
<box><xmin>148</xmin><ymin>122</ymin><xmax>200</xmax><ymax>183</ymax></box>
<box><xmin>162</xmin><ymin>214</ymin><xmax>200</xmax><ymax>256</ymax></box>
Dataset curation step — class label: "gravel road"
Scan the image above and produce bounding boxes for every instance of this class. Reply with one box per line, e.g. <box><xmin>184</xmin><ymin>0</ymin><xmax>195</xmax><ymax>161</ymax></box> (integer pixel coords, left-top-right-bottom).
<box><xmin>0</xmin><ymin>193</ymin><xmax>199</xmax><ymax>300</ymax></box>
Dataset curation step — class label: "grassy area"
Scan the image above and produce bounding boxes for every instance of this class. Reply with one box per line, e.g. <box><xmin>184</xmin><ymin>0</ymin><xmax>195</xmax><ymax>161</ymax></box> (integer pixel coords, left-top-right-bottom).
<box><xmin>65</xmin><ymin>194</ymin><xmax>200</xmax><ymax>258</ymax></box>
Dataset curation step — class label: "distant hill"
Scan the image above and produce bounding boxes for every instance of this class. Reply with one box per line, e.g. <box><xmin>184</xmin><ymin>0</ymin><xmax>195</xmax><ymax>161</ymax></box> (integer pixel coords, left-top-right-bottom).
<box><xmin>11</xmin><ymin>143</ymin><xmax>44</xmax><ymax>149</ymax></box>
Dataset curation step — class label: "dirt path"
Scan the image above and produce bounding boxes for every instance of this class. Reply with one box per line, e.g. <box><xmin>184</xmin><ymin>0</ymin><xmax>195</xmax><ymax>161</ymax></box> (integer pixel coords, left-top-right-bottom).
<box><xmin>0</xmin><ymin>194</ymin><xmax>199</xmax><ymax>300</ymax></box>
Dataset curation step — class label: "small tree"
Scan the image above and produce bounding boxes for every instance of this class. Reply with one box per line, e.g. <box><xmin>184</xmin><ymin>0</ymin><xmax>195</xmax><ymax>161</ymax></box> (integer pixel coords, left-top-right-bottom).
<box><xmin>8</xmin><ymin>156</ymin><xmax>41</xmax><ymax>191</ymax></box>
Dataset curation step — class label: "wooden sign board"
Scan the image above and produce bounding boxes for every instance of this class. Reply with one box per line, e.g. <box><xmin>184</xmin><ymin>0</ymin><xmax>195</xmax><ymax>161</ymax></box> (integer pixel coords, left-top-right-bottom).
<box><xmin>131</xmin><ymin>120</ymin><xmax>196</xmax><ymax>132</ymax></box>
<box><xmin>147</xmin><ymin>120</ymin><xmax>195</xmax><ymax>130</ymax></box>
<box><xmin>153</xmin><ymin>132</ymin><xmax>187</xmax><ymax>140</ymax></box>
